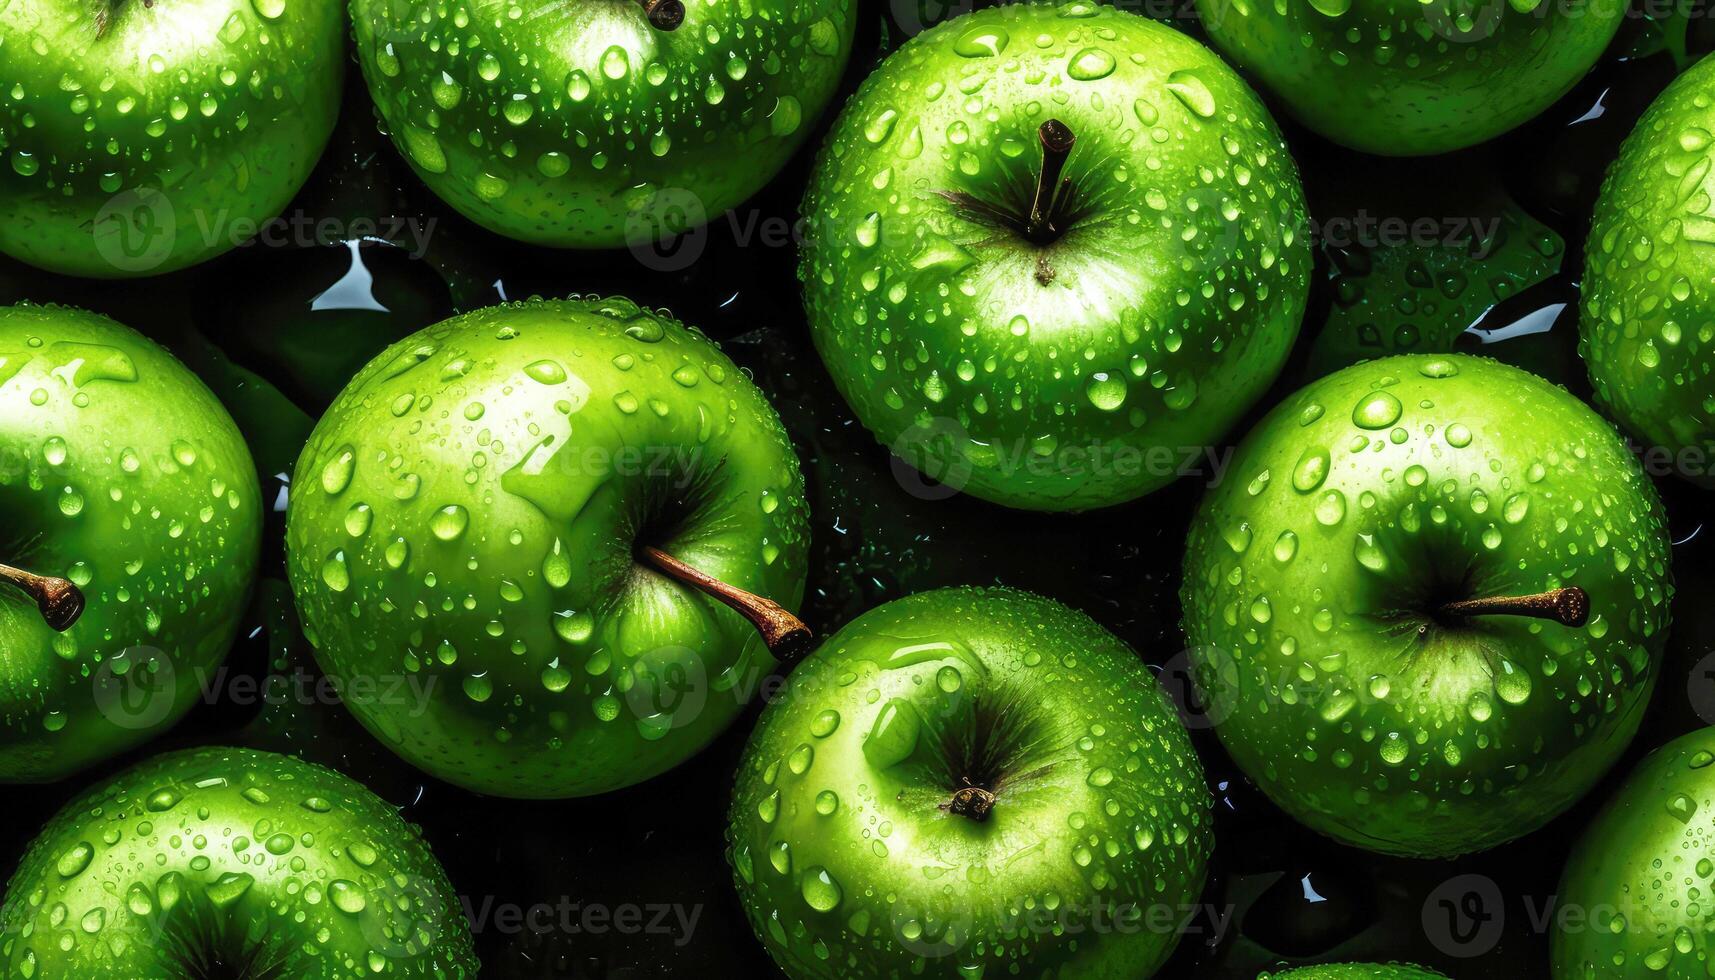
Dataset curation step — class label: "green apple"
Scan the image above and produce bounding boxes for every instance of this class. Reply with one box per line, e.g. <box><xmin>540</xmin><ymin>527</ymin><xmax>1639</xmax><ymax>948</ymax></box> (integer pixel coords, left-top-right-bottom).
<box><xmin>1260</xmin><ymin>967</ymin><xmax>1448</xmax><ymax>980</ymax></box>
<box><xmin>0</xmin><ymin>304</ymin><xmax>261</xmax><ymax>781</ymax></box>
<box><xmin>350</xmin><ymin>0</ymin><xmax>857</xmax><ymax>248</ymax></box>
<box><xmin>286</xmin><ymin>296</ymin><xmax>811</xmax><ymax>798</ymax></box>
<box><xmin>1553</xmin><ymin>727</ymin><xmax>1715</xmax><ymax>978</ymax></box>
<box><xmin>800</xmin><ymin>0</ymin><xmax>1310</xmax><ymax>511</ymax></box>
<box><xmin>0</xmin><ymin>0</ymin><xmax>343</xmax><ymax>277</ymax></box>
<box><xmin>0</xmin><ymin>745</ymin><xmax>477</xmax><ymax>976</ymax></box>
<box><xmin>1580</xmin><ymin>53</ymin><xmax>1715</xmax><ymax>484</ymax></box>
<box><xmin>1196</xmin><ymin>0</ymin><xmax>1622</xmax><ymax>155</ymax></box>
<box><xmin>727</xmin><ymin>587</ymin><xmax>1214</xmax><ymax>979</ymax></box>
<box><xmin>1182</xmin><ymin>354</ymin><xmax>1673</xmax><ymax>858</ymax></box>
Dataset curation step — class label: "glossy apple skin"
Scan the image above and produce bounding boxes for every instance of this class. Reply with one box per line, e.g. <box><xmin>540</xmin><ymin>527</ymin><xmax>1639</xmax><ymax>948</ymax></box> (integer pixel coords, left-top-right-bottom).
<box><xmin>286</xmin><ymin>296</ymin><xmax>810</xmax><ymax>798</ymax></box>
<box><xmin>1182</xmin><ymin>354</ymin><xmax>1673</xmax><ymax>858</ymax></box>
<box><xmin>0</xmin><ymin>745</ymin><xmax>477</xmax><ymax>977</ymax></box>
<box><xmin>800</xmin><ymin>1</ymin><xmax>1309</xmax><ymax>511</ymax></box>
<box><xmin>727</xmin><ymin>587</ymin><xmax>1214</xmax><ymax>980</ymax></box>
<box><xmin>1553</xmin><ymin>728</ymin><xmax>1715</xmax><ymax>978</ymax></box>
<box><xmin>1197</xmin><ymin>0</ymin><xmax>1621</xmax><ymax>156</ymax></box>
<box><xmin>0</xmin><ymin>0</ymin><xmax>343</xmax><ymax>277</ymax></box>
<box><xmin>0</xmin><ymin>305</ymin><xmax>261</xmax><ymax>782</ymax></box>
<box><xmin>350</xmin><ymin>0</ymin><xmax>856</xmax><ymax>248</ymax></box>
<box><xmin>1261</xmin><ymin>967</ymin><xmax>1448</xmax><ymax>979</ymax></box>
<box><xmin>1581</xmin><ymin>54</ymin><xmax>1715</xmax><ymax>485</ymax></box>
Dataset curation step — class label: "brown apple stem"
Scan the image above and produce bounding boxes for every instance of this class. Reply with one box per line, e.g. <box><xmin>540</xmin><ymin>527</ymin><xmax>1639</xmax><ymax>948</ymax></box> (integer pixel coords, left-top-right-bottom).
<box><xmin>1439</xmin><ymin>586</ymin><xmax>1589</xmax><ymax>628</ymax></box>
<box><xmin>639</xmin><ymin>546</ymin><xmax>813</xmax><ymax>663</ymax></box>
<box><xmin>0</xmin><ymin>562</ymin><xmax>85</xmax><ymax>632</ymax></box>
<box><xmin>638</xmin><ymin>0</ymin><xmax>684</xmax><ymax>31</ymax></box>
<box><xmin>1026</xmin><ymin>119</ymin><xmax>1076</xmax><ymax>242</ymax></box>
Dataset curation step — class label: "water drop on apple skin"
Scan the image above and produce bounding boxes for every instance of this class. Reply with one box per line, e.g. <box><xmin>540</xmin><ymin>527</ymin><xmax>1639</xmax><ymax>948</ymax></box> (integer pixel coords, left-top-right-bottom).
<box><xmin>1182</xmin><ymin>354</ymin><xmax>1673</xmax><ymax>859</ymax></box>
<box><xmin>727</xmin><ymin>587</ymin><xmax>1213</xmax><ymax>979</ymax></box>
<box><xmin>0</xmin><ymin>746</ymin><xmax>477</xmax><ymax>977</ymax></box>
<box><xmin>799</xmin><ymin>1</ymin><xmax>1309</xmax><ymax>511</ymax></box>
<box><xmin>284</xmin><ymin>297</ymin><xmax>810</xmax><ymax>799</ymax></box>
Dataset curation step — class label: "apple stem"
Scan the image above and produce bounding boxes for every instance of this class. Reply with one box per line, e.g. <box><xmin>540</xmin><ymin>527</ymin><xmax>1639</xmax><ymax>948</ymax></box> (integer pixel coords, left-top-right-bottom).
<box><xmin>1026</xmin><ymin>119</ymin><xmax>1076</xmax><ymax>243</ymax></box>
<box><xmin>1438</xmin><ymin>586</ymin><xmax>1590</xmax><ymax>628</ymax></box>
<box><xmin>0</xmin><ymin>562</ymin><xmax>85</xmax><ymax>633</ymax></box>
<box><xmin>638</xmin><ymin>545</ymin><xmax>813</xmax><ymax>663</ymax></box>
<box><xmin>638</xmin><ymin>0</ymin><xmax>685</xmax><ymax>31</ymax></box>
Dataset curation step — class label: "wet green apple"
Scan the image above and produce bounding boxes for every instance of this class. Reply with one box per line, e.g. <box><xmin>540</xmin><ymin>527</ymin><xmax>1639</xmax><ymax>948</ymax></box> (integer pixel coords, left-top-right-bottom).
<box><xmin>1260</xmin><ymin>966</ymin><xmax>1449</xmax><ymax>980</ymax></box>
<box><xmin>1197</xmin><ymin>0</ymin><xmax>1622</xmax><ymax>155</ymax></box>
<box><xmin>0</xmin><ymin>304</ymin><xmax>261</xmax><ymax>782</ymax></box>
<box><xmin>1580</xmin><ymin>53</ymin><xmax>1715</xmax><ymax>484</ymax></box>
<box><xmin>728</xmin><ymin>587</ymin><xmax>1214</xmax><ymax>979</ymax></box>
<box><xmin>800</xmin><ymin>1</ymin><xmax>1309</xmax><ymax>511</ymax></box>
<box><xmin>0</xmin><ymin>0</ymin><xmax>343</xmax><ymax>277</ymax></box>
<box><xmin>1553</xmin><ymin>727</ymin><xmax>1715</xmax><ymax>978</ymax></box>
<box><xmin>0</xmin><ymin>745</ymin><xmax>477</xmax><ymax>976</ymax></box>
<box><xmin>286</xmin><ymin>296</ymin><xmax>810</xmax><ymax>798</ymax></box>
<box><xmin>350</xmin><ymin>0</ymin><xmax>856</xmax><ymax>248</ymax></box>
<box><xmin>1182</xmin><ymin>354</ymin><xmax>1673</xmax><ymax>857</ymax></box>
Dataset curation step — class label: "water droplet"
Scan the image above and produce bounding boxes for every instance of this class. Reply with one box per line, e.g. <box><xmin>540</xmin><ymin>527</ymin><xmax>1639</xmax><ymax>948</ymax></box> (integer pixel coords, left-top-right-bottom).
<box><xmin>1352</xmin><ymin>391</ymin><xmax>1403</xmax><ymax>429</ymax></box>
<box><xmin>1068</xmin><ymin>47</ymin><xmax>1117</xmax><ymax>81</ymax></box>
<box><xmin>430</xmin><ymin>505</ymin><xmax>469</xmax><ymax>541</ymax></box>
<box><xmin>1292</xmin><ymin>447</ymin><xmax>1329</xmax><ymax>492</ymax></box>
<box><xmin>862</xmin><ymin>699</ymin><xmax>920</xmax><ymax>768</ymax></box>
<box><xmin>1165</xmin><ymin>69</ymin><xmax>1216</xmax><ymax>118</ymax></box>
<box><xmin>800</xmin><ymin>866</ymin><xmax>843</xmax><ymax>911</ymax></box>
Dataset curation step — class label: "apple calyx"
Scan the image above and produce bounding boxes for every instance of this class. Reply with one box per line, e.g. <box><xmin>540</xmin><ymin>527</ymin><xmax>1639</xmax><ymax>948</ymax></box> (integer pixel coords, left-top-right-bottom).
<box><xmin>0</xmin><ymin>562</ymin><xmax>86</xmax><ymax>632</ymax></box>
<box><xmin>940</xmin><ymin>778</ymin><xmax>997</xmax><ymax>822</ymax></box>
<box><xmin>639</xmin><ymin>545</ymin><xmax>813</xmax><ymax>663</ymax></box>
<box><xmin>637</xmin><ymin>0</ymin><xmax>685</xmax><ymax>31</ymax></box>
<box><xmin>1437</xmin><ymin>586</ymin><xmax>1590</xmax><ymax>628</ymax></box>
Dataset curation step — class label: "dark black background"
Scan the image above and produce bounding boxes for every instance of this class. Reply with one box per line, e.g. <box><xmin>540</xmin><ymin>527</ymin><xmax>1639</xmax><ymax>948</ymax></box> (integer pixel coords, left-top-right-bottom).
<box><xmin>4</xmin><ymin>1</ymin><xmax>1715</xmax><ymax>976</ymax></box>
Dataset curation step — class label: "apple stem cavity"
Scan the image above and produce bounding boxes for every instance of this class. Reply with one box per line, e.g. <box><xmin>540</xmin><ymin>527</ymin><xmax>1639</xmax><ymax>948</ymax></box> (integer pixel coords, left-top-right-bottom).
<box><xmin>638</xmin><ymin>0</ymin><xmax>685</xmax><ymax>31</ymax></box>
<box><xmin>936</xmin><ymin>119</ymin><xmax>1079</xmax><ymax>286</ymax></box>
<box><xmin>639</xmin><ymin>545</ymin><xmax>813</xmax><ymax>663</ymax></box>
<box><xmin>0</xmin><ymin>562</ymin><xmax>86</xmax><ymax>633</ymax></box>
<box><xmin>1438</xmin><ymin>586</ymin><xmax>1590</xmax><ymax>628</ymax></box>
<box><xmin>1026</xmin><ymin>119</ymin><xmax>1076</xmax><ymax>244</ymax></box>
